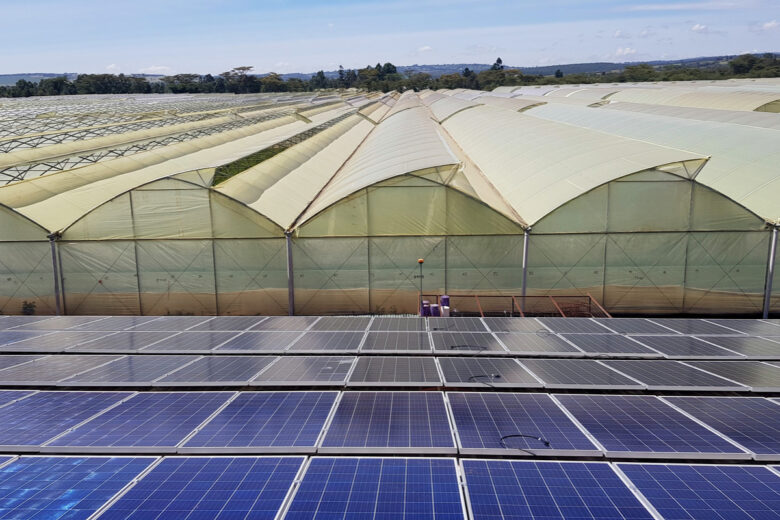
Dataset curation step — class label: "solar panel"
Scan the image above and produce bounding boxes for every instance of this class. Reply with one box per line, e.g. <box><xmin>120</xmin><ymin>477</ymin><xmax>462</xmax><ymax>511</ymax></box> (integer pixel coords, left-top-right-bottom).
<box><xmin>3</xmin><ymin>331</ymin><xmax>115</xmax><ymax>352</ymax></box>
<box><xmin>0</xmin><ymin>391</ymin><xmax>129</xmax><ymax>449</ymax></box>
<box><xmin>592</xmin><ymin>317</ymin><xmax>675</xmax><ymax>334</ymax></box>
<box><xmin>140</xmin><ymin>331</ymin><xmax>240</xmax><ymax>353</ymax></box>
<box><xmin>630</xmin><ymin>335</ymin><xmax>742</xmax><ymax>359</ymax></box>
<box><xmin>0</xmin><ymin>390</ymin><xmax>34</xmax><ymax>408</ymax></box>
<box><xmin>348</xmin><ymin>357</ymin><xmax>441</xmax><ymax>386</ymax></box>
<box><xmin>284</xmin><ymin>457</ymin><xmax>465</xmax><ymax>519</ymax></box>
<box><xmin>181</xmin><ymin>392</ymin><xmax>337</xmax><ymax>453</ymax></box>
<box><xmin>252</xmin><ymin>356</ymin><xmax>354</xmax><ymax>385</ymax></box>
<box><xmin>59</xmin><ymin>355</ymin><xmax>199</xmax><ymax>386</ymax></box>
<box><xmin>617</xmin><ymin>463</ymin><xmax>780</xmax><ymax>520</ymax></box>
<box><xmin>561</xmin><ymin>334</ymin><xmax>662</xmax><ymax>357</ymax></box>
<box><xmin>0</xmin><ymin>316</ymin><xmax>56</xmax><ymax>329</ymax></box>
<box><xmin>369</xmin><ymin>317</ymin><xmax>427</xmax><ymax>331</ymax></box>
<box><xmin>518</xmin><ymin>359</ymin><xmax>644</xmax><ymax>389</ymax></box>
<box><xmin>449</xmin><ymin>393</ymin><xmax>600</xmax><ymax>456</ymax></box>
<box><xmin>213</xmin><ymin>331</ymin><xmax>301</xmax><ymax>352</ymax></box>
<box><xmin>7</xmin><ymin>316</ymin><xmax>109</xmax><ymax>331</ymax></box>
<box><xmin>185</xmin><ymin>316</ymin><xmax>265</xmax><ymax>331</ymax></box>
<box><xmin>157</xmin><ymin>356</ymin><xmax>276</xmax><ymax>385</ymax></box>
<box><xmin>126</xmin><ymin>316</ymin><xmax>213</xmax><ymax>331</ymax></box>
<box><xmin>309</xmin><ymin>316</ymin><xmax>371</xmax><ymax>331</ymax></box>
<box><xmin>99</xmin><ymin>456</ymin><xmax>303</xmax><ymax>520</ymax></box>
<box><xmin>481</xmin><ymin>317</ymin><xmax>548</xmax><ymax>333</ymax></box>
<box><xmin>0</xmin><ymin>355</ymin><xmax>44</xmax><ymax>371</ymax></box>
<box><xmin>0</xmin><ymin>330</ymin><xmax>53</xmax><ymax>346</ymax></box>
<box><xmin>429</xmin><ymin>317</ymin><xmax>487</xmax><ymax>332</ymax></box>
<box><xmin>600</xmin><ymin>360</ymin><xmax>747</xmax><ymax>391</ymax></box>
<box><xmin>537</xmin><ymin>317</ymin><xmax>609</xmax><ymax>334</ymax></box>
<box><xmin>687</xmin><ymin>361</ymin><xmax>780</xmax><ymax>392</ymax></box>
<box><xmin>249</xmin><ymin>316</ymin><xmax>318</xmax><ymax>331</ymax></box>
<box><xmin>44</xmin><ymin>392</ymin><xmax>233</xmax><ymax>453</ymax></box>
<box><xmin>66</xmin><ymin>331</ymin><xmax>175</xmax><ymax>353</ymax></box>
<box><xmin>463</xmin><ymin>460</ymin><xmax>654</xmax><ymax>520</ymax></box>
<box><xmin>431</xmin><ymin>332</ymin><xmax>508</xmax><ymax>354</ymax></box>
<box><xmin>665</xmin><ymin>397</ymin><xmax>780</xmax><ymax>460</ymax></box>
<box><xmin>647</xmin><ymin>318</ymin><xmax>743</xmax><ymax>335</ymax></box>
<box><xmin>699</xmin><ymin>335</ymin><xmax>780</xmax><ymax>359</ymax></box>
<box><xmin>706</xmin><ymin>319</ymin><xmax>780</xmax><ymax>336</ymax></box>
<box><xmin>361</xmin><ymin>332</ymin><xmax>431</xmax><ymax>352</ymax></box>
<box><xmin>321</xmin><ymin>392</ymin><xmax>455</xmax><ymax>453</ymax></box>
<box><xmin>0</xmin><ymin>355</ymin><xmax>122</xmax><ymax>385</ymax></box>
<box><xmin>287</xmin><ymin>331</ymin><xmax>364</xmax><ymax>352</ymax></box>
<box><xmin>67</xmin><ymin>316</ymin><xmax>161</xmax><ymax>331</ymax></box>
<box><xmin>438</xmin><ymin>358</ymin><xmax>542</xmax><ymax>388</ymax></box>
<box><xmin>495</xmin><ymin>332</ymin><xmax>583</xmax><ymax>356</ymax></box>
<box><xmin>554</xmin><ymin>394</ymin><xmax>750</xmax><ymax>459</ymax></box>
<box><xmin>0</xmin><ymin>456</ymin><xmax>155</xmax><ymax>519</ymax></box>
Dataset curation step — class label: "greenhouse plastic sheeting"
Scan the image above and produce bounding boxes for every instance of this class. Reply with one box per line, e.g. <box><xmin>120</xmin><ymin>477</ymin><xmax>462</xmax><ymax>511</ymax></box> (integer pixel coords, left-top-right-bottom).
<box><xmin>0</xmin><ymin>241</ymin><xmax>56</xmax><ymax>315</ymax></box>
<box><xmin>214</xmin><ymin>239</ymin><xmax>287</xmax><ymax>315</ymax></box>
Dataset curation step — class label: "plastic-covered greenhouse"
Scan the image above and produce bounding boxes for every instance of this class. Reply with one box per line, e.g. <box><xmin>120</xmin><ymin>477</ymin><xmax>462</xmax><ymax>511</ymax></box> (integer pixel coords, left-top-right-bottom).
<box><xmin>0</xmin><ymin>80</ymin><xmax>779</xmax><ymax>317</ymax></box>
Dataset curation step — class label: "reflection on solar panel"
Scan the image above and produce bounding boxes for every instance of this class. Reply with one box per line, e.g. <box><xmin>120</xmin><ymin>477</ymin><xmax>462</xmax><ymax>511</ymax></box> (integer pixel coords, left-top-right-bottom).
<box><xmin>158</xmin><ymin>356</ymin><xmax>276</xmax><ymax>385</ymax></box>
<box><xmin>0</xmin><ymin>456</ymin><xmax>154</xmax><ymax>519</ymax></box>
<box><xmin>249</xmin><ymin>316</ymin><xmax>318</xmax><ymax>331</ymax></box>
<box><xmin>186</xmin><ymin>316</ymin><xmax>264</xmax><ymax>331</ymax></box>
<box><xmin>349</xmin><ymin>357</ymin><xmax>441</xmax><ymax>385</ymax></box>
<box><xmin>431</xmin><ymin>332</ymin><xmax>507</xmax><ymax>353</ymax></box>
<box><xmin>67</xmin><ymin>316</ymin><xmax>160</xmax><ymax>331</ymax></box>
<box><xmin>288</xmin><ymin>331</ymin><xmax>364</xmax><ymax>352</ymax></box>
<box><xmin>0</xmin><ymin>316</ymin><xmax>55</xmax><ymax>329</ymax></box>
<box><xmin>61</xmin><ymin>355</ymin><xmax>198</xmax><ymax>386</ymax></box>
<box><xmin>0</xmin><ymin>331</ymin><xmax>52</xmax><ymax>346</ymax></box>
<box><xmin>321</xmin><ymin>392</ymin><xmax>454</xmax><ymax>452</ymax></box>
<box><xmin>0</xmin><ymin>390</ymin><xmax>33</xmax><ymax>408</ymax></box>
<box><xmin>665</xmin><ymin>397</ymin><xmax>780</xmax><ymax>459</ymax></box>
<box><xmin>555</xmin><ymin>394</ymin><xmax>749</xmax><ymax>458</ymax></box>
<box><xmin>687</xmin><ymin>361</ymin><xmax>780</xmax><ymax>391</ymax></box>
<box><xmin>252</xmin><ymin>357</ymin><xmax>354</xmax><ymax>385</ymax></box>
<box><xmin>429</xmin><ymin>317</ymin><xmax>487</xmax><ymax>332</ymax></box>
<box><xmin>592</xmin><ymin>318</ymin><xmax>674</xmax><ymax>334</ymax></box>
<box><xmin>707</xmin><ymin>319</ymin><xmax>780</xmax><ymax>336</ymax></box>
<box><xmin>463</xmin><ymin>460</ymin><xmax>653</xmax><ymax>520</ymax></box>
<box><xmin>438</xmin><ymin>358</ymin><xmax>541</xmax><ymax>388</ymax></box>
<box><xmin>8</xmin><ymin>316</ymin><xmax>108</xmax><ymax>331</ymax></box>
<box><xmin>370</xmin><ymin>317</ymin><xmax>427</xmax><ymax>331</ymax></box>
<box><xmin>310</xmin><ymin>316</ymin><xmax>371</xmax><ymax>331</ymax></box>
<box><xmin>495</xmin><ymin>332</ymin><xmax>582</xmax><ymax>355</ymax></box>
<box><xmin>600</xmin><ymin>360</ymin><xmax>746</xmax><ymax>390</ymax></box>
<box><xmin>561</xmin><ymin>334</ymin><xmax>661</xmax><ymax>357</ymax></box>
<box><xmin>618</xmin><ymin>464</ymin><xmax>780</xmax><ymax>520</ymax></box>
<box><xmin>0</xmin><ymin>355</ymin><xmax>44</xmax><ymax>370</ymax></box>
<box><xmin>0</xmin><ymin>391</ymin><xmax>129</xmax><ymax>448</ymax></box>
<box><xmin>361</xmin><ymin>332</ymin><xmax>431</xmax><ymax>352</ymax></box>
<box><xmin>449</xmin><ymin>393</ymin><xmax>599</xmax><ymax>455</ymax></box>
<box><xmin>67</xmin><ymin>331</ymin><xmax>176</xmax><ymax>353</ymax></box>
<box><xmin>482</xmin><ymin>318</ymin><xmax>547</xmax><ymax>333</ymax></box>
<box><xmin>0</xmin><ymin>355</ymin><xmax>121</xmax><ymax>384</ymax></box>
<box><xmin>285</xmin><ymin>457</ymin><xmax>464</xmax><ymax>520</ymax></box>
<box><xmin>519</xmin><ymin>359</ymin><xmax>643</xmax><ymax>389</ymax></box>
<box><xmin>214</xmin><ymin>331</ymin><xmax>301</xmax><ymax>352</ymax></box>
<box><xmin>141</xmin><ymin>331</ymin><xmax>240</xmax><ymax>352</ymax></box>
<box><xmin>182</xmin><ymin>392</ymin><xmax>336</xmax><ymax>452</ymax></box>
<box><xmin>99</xmin><ymin>456</ymin><xmax>303</xmax><ymax>520</ymax></box>
<box><xmin>648</xmin><ymin>318</ymin><xmax>741</xmax><ymax>335</ymax></box>
<box><xmin>5</xmin><ymin>331</ymin><xmax>114</xmax><ymax>352</ymax></box>
<box><xmin>537</xmin><ymin>317</ymin><xmax>609</xmax><ymax>334</ymax></box>
<box><xmin>630</xmin><ymin>336</ymin><xmax>741</xmax><ymax>359</ymax></box>
<box><xmin>700</xmin><ymin>336</ymin><xmax>780</xmax><ymax>359</ymax></box>
<box><xmin>126</xmin><ymin>316</ymin><xmax>212</xmax><ymax>331</ymax></box>
<box><xmin>46</xmin><ymin>392</ymin><xmax>232</xmax><ymax>452</ymax></box>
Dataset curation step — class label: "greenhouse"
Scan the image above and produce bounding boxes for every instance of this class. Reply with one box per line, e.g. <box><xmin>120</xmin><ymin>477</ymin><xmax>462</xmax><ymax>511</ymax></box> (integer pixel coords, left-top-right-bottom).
<box><xmin>0</xmin><ymin>80</ymin><xmax>778</xmax><ymax>317</ymax></box>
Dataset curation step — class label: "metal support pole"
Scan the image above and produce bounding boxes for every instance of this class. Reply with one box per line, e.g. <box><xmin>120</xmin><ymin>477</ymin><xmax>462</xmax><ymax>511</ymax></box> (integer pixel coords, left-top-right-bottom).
<box><xmin>285</xmin><ymin>231</ymin><xmax>295</xmax><ymax>316</ymax></box>
<box><xmin>521</xmin><ymin>228</ymin><xmax>530</xmax><ymax>314</ymax></box>
<box><xmin>762</xmin><ymin>226</ymin><xmax>778</xmax><ymax>319</ymax></box>
<box><xmin>47</xmin><ymin>233</ymin><xmax>62</xmax><ymax>316</ymax></box>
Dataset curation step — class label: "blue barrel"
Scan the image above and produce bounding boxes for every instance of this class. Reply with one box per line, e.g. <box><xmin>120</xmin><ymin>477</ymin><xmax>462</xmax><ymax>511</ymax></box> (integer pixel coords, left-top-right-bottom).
<box><xmin>440</xmin><ymin>295</ymin><xmax>450</xmax><ymax>307</ymax></box>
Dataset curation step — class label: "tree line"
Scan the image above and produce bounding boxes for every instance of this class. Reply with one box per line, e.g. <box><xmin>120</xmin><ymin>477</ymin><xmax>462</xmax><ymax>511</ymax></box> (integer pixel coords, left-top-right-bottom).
<box><xmin>1</xmin><ymin>54</ymin><xmax>778</xmax><ymax>98</ymax></box>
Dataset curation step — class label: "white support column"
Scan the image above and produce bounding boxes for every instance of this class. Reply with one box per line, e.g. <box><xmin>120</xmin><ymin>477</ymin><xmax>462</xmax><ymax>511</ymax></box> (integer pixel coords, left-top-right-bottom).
<box><xmin>521</xmin><ymin>228</ymin><xmax>530</xmax><ymax>314</ymax></box>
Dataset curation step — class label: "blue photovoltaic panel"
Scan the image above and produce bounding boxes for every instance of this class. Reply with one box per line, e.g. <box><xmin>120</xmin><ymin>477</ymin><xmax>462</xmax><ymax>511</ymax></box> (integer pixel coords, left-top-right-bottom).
<box><xmin>0</xmin><ymin>390</ymin><xmax>33</xmax><ymax>408</ymax></box>
<box><xmin>4</xmin><ymin>331</ymin><xmax>114</xmax><ymax>352</ymax></box>
<box><xmin>0</xmin><ymin>391</ymin><xmax>129</xmax><ymax>447</ymax></box>
<box><xmin>0</xmin><ymin>355</ymin><xmax>122</xmax><ymax>384</ymax></box>
<box><xmin>647</xmin><ymin>319</ymin><xmax>741</xmax><ymax>335</ymax></box>
<box><xmin>0</xmin><ymin>316</ymin><xmax>55</xmax><ymax>329</ymax></box>
<box><xmin>618</xmin><ymin>463</ymin><xmax>780</xmax><ymax>520</ymax></box>
<box><xmin>60</xmin><ymin>355</ymin><xmax>199</xmax><ymax>385</ymax></box>
<box><xmin>66</xmin><ymin>331</ymin><xmax>175</xmax><ymax>353</ymax></box>
<box><xmin>561</xmin><ymin>334</ymin><xmax>660</xmax><ymax>356</ymax></box>
<box><xmin>185</xmin><ymin>316</ymin><xmax>264</xmax><ymax>331</ymax></box>
<box><xmin>0</xmin><ymin>456</ymin><xmax>154</xmax><ymax>519</ymax></box>
<box><xmin>140</xmin><ymin>332</ymin><xmax>240</xmax><ymax>352</ymax></box>
<box><xmin>449</xmin><ymin>393</ymin><xmax>599</xmax><ymax>454</ymax></box>
<box><xmin>7</xmin><ymin>316</ymin><xmax>108</xmax><ymax>331</ymax></box>
<box><xmin>214</xmin><ymin>331</ymin><xmax>301</xmax><ymax>352</ymax></box>
<box><xmin>249</xmin><ymin>316</ymin><xmax>318</xmax><ymax>331</ymax></box>
<box><xmin>0</xmin><ymin>355</ymin><xmax>44</xmax><ymax>370</ymax></box>
<box><xmin>99</xmin><ymin>456</ymin><xmax>303</xmax><ymax>520</ymax></box>
<box><xmin>48</xmin><ymin>392</ymin><xmax>232</xmax><ymax>450</ymax></box>
<box><xmin>0</xmin><ymin>331</ymin><xmax>52</xmax><ymax>346</ymax></box>
<box><xmin>158</xmin><ymin>356</ymin><xmax>276</xmax><ymax>384</ymax></box>
<box><xmin>182</xmin><ymin>392</ymin><xmax>337</xmax><ymax>450</ymax></box>
<box><xmin>463</xmin><ymin>460</ymin><xmax>654</xmax><ymax>520</ymax></box>
<box><xmin>537</xmin><ymin>317</ymin><xmax>610</xmax><ymax>334</ymax></box>
<box><xmin>321</xmin><ymin>392</ymin><xmax>455</xmax><ymax>451</ymax></box>
<box><xmin>66</xmin><ymin>316</ymin><xmax>160</xmax><ymax>331</ymax></box>
<box><xmin>592</xmin><ymin>318</ymin><xmax>674</xmax><ymax>335</ymax></box>
<box><xmin>285</xmin><ymin>457</ymin><xmax>464</xmax><ymax>520</ymax></box>
<box><xmin>126</xmin><ymin>316</ymin><xmax>212</xmax><ymax>331</ymax></box>
<box><xmin>665</xmin><ymin>397</ymin><xmax>780</xmax><ymax>458</ymax></box>
<box><xmin>555</xmin><ymin>394</ymin><xmax>748</xmax><ymax>457</ymax></box>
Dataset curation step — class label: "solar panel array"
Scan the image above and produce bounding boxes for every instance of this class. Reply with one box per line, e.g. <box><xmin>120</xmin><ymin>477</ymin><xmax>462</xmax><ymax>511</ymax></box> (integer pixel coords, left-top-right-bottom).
<box><xmin>0</xmin><ymin>314</ymin><xmax>779</xmax><ymax>518</ymax></box>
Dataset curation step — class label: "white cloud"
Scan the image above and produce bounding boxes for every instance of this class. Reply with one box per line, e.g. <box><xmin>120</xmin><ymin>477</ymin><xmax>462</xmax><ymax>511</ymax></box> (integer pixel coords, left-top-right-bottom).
<box><xmin>762</xmin><ymin>20</ymin><xmax>778</xmax><ymax>30</ymax></box>
<box><xmin>105</xmin><ymin>63</ymin><xmax>120</xmax><ymax>72</ymax></box>
<box><xmin>615</xmin><ymin>46</ymin><xmax>637</xmax><ymax>57</ymax></box>
<box><xmin>613</xmin><ymin>29</ymin><xmax>632</xmax><ymax>39</ymax></box>
<box><xmin>691</xmin><ymin>23</ymin><xmax>708</xmax><ymax>33</ymax></box>
<box><xmin>138</xmin><ymin>65</ymin><xmax>172</xmax><ymax>74</ymax></box>
<box><xmin>417</xmin><ymin>45</ymin><xmax>433</xmax><ymax>52</ymax></box>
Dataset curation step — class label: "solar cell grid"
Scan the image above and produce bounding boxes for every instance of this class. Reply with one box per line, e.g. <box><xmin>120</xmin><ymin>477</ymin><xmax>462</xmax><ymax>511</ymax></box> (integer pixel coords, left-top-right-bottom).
<box><xmin>252</xmin><ymin>356</ymin><xmax>354</xmax><ymax>385</ymax></box>
<box><xmin>699</xmin><ymin>335</ymin><xmax>780</xmax><ymax>359</ymax></box>
<box><xmin>126</xmin><ymin>316</ymin><xmax>213</xmax><ymax>331</ymax></box>
<box><xmin>600</xmin><ymin>360</ymin><xmax>747</xmax><ymax>390</ymax></box>
<box><xmin>618</xmin><ymin>463</ymin><xmax>780</xmax><ymax>520</ymax></box>
<box><xmin>431</xmin><ymin>332</ymin><xmax>507</xmax><ymax>354</ymax></box>
<box><xmin>687</xmin><ymin>361</ymin><xmax>780</xmax><ymax>391</ymax></box>
<box><xmin>309</xmin><ymin>316</ymin><xmax>371</xmax><ymax>331</ymax></box>
<box><xmin>185</xmin><ymin>316</ymin><xmax>265</xmax><ymax>331</ymax></box>
<box><xmin>0</xmin><ymin>354</ymin><xmax>121</xmax><ymax>384</ymax></box>
<box><xmin>66</xmin><ymin>331</ymin><xmax>175</xmax><ymax>353</ymax></box>
<box><xmin>462</xmin><ymin>460</ymin><xmax>654</xmax><ymax>520</ymax></box>
<box><xmin>518</xmin><ymin>359</ymin><xmax>644</xmax><ymax>389</ymax></box>
<box><xmin>99</xmin><ymin>456</ymin><xmax>303</xmax><ymax>520</ymax></box>
<box><xmin>158</xmin><ymin>356</ymin><xmax>276</xmax><ymax>385</ymax></box>
<box><xmin>495</xmin><ymin>332</ymin><xmax>583</xmax><ymax>355</ymax></box>
<box><xmin>0</xmin><ymin>391</ymin><xmax>129</xmax><ymax>449</ymax></box>
<box><xmin>438</xmin><ymin>358</ymin><xmax>541</xmax><ymax>388</ymax></box>
<box><xmin>7</xmin><ymin>316</ymin><xmax>109</xmax><ymax>331</ymax></box>
<box><xmin>285</xmin><ymin>457</ymin><xmax>465</xmax><ymax>520</ymax></box>
<box><xmin>647</xmin><ymin>319</ymin><xmax>743</xmax><ymax>335</ymax></box>
<box><xmin>140</xmin><ymin>331</ymin><xmax>240</xmax><ymax>353</ymax></box>
<box><xmin>429</xmin><ymin>317</ymin><xmax>487</xmax><ymax>332</ymax></box>
<box><xmin>0</xmin><ymin>390</ymin><xmax>34</xmax><ymax>408</ymax></box>
<box><xmin>213</xmin><ymin>331</ymin><xmax>301</xmax><ymax>352</ymax></box>
<box><xmin>3</xmin><ymin>330</ymin><xmax>115</xmax><ymax>352</ymax></box>
<box><xmin>561</xmin><ymin>334</ymin><xmax>661</xmax><ymax>357</ymax></box>
<box><xmin>554</xmin><ymin>394</ymin><xmax>750</xmax><ymax>458</ymax></box>
<box><xmin>0</xmin><ymin>330</ymin><xmax>53</xmax><ymax>346</ymax></box>
<box><xmin>361</xmin><ymin>331</ymin><xmax>432</xmax><ymax>352</ymax></box>
<box><xmin>287</xmin><ymin>331</ymin><xmax>364</xmax><ymax>352</ymax></box>
<box><xmin>182</xmin><ymin>392</ymin><xmax>337</xmax><ymax>452</ymax></box>
<box><xmin>60</xmin><ymin>355</ymin><xmax>199</xmax><ymax>386</ymax></box>
<box><xmin>369</xmin><ymin>317</ymin><xmax>427</xmax><ymax>331</ymax></box>
<box><xmin>592</xmin><ymin>318</ymin><xmax>675</xmax><ymax>334</ymax></box>
<box><xmin>348</xmin><ymin>356</ymin><xmax>441</xmax><ymax>385</ymax></box>
<box><xmin>706</xmin><ymin>319</ymin><xmax>780</xmax><ymax>336</ymax></box>
<box><xmin>0</xmin><ymin>355</ymin><xmax>44</xmax><ymax>371</ymax></box>
<box><xmin>0</xmin><ymin>456</ymin><xmax>155</xmax><ymax>520</ymax></box>
<box><xmin>664</xmin><ymin>397</ymin><xmax>780</xmax><ymax>460</ymax></box>
<box><xmin>537</xmin><ymin>317</ymin><xmax>610</xmax><ymax>334</ymax></box>
<box><xmin>45</xmin><ymin>392</ymin><xmax>232</xmax><ymax>452</ymax></box>
<box><xmin>321</xmin><ymin>392</ymin><xmax>455</xmax><ymax>452</ymax></box>
<box><xmin>481</xmin><ymin>317</ymin><xmax>547</xmax><ymax>333</ymax></box>
<box><xmin>0</xmin><ymin>316</ymin><xmax>54</xmax><ymax>329</ymax></box>
<box><xmin>630</xmin><ymin>335</ymin><xmax>742</xmax><ymax>359</ymax></box>
<box><xmin>449</xmin><ymin>393</ymin><xmax>599</xmax><ymax>455</ymax></box>
<box><xmin>67</xmin><ymin>316</ymin><xmax>160</xmax><ymax>331</ymax></box>
<box><xmin>249</xmin><ymin>316</ymin><xmax>318</xmax><ymax>331</ymax></box>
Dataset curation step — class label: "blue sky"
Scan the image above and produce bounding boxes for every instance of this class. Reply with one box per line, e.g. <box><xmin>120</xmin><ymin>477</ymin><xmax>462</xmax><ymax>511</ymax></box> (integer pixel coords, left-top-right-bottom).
<box><xmin>3</xmin><ymin>0</ymin><xmax>778</xmax><ymax>74</ymax></box>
